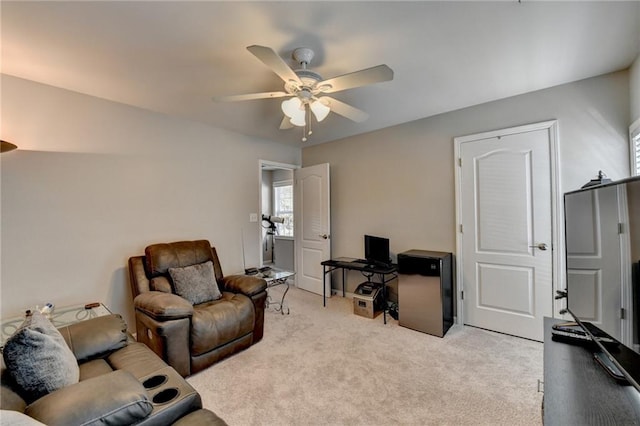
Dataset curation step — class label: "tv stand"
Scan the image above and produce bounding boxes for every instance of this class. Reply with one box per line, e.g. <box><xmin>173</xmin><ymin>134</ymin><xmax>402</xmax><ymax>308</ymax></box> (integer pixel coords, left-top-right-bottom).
<box><xmin>543</xmin><ymin>318</ymin><xmax>640</xmax><ymax>425</ymax></box>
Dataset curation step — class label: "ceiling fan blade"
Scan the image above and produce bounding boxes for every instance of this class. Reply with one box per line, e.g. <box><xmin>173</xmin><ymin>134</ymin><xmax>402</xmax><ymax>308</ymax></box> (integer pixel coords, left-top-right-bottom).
<box><xmin>247</xmin><ymin>45</ymin><xmax>302</xmax><ymax>85</ymax></box>
<box><xmin>317</xmin><ymin>65</ymin><xmax>393</xmax><ymax>94</ymax></box>
<box><xmin>322</xmin><ymin>97</ymin><xmax>369</xmax><ymax>123</ymax></box>
<box><xmin>212</xmin><ymin>91</ymin><xmax>290</xmax><ymax>102</ymax></box>
<box><xmin>279</xmin><ymin>116</ymin><xmax>295</xmax><ymax>130</ymax></box>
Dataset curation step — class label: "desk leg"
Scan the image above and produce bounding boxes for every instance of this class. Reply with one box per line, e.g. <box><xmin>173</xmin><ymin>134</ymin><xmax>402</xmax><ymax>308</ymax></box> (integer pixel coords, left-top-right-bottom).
<box><xmin>381</xmin><ymin>274</ymin><xmax>387</xmax><ymax>325</ymax></box>
<box><xmin>323</xmin><ymin>265</ymin><xmax>326</xmax><ymax>307</ymax></box>
<box><xmin>342</xmin><ymin>269</ymin><xmax>346</xmax><ymax>297</ymax></box>
<box><xmin>383</xmin><ymin>293</ymin><xmax>387</xmax><ymax>324</ymax></box>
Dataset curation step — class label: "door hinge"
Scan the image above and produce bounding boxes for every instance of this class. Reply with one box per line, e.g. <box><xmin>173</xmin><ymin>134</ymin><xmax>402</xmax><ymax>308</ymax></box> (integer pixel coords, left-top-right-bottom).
<box><xmin>459</xmin><ymin>224</ymin><xmax>463</xmax><ymax>233</ymax></box>
<box><xmin>461</xmin><ymin>291</ymin><xmax>464</xmax><ymax>300</ymax></box>
<box><xmin>621</xmin><ymin>308</ymin><xmax>626</xmax><ymax>320</ymax></box>
<box><xmin>458</xmin><ymin>158</ymin><xmax>462</xmax><ymax>167</ymax></box>
<box><xmin>618</xmin><ymin>223</ymin><xmax>624</xmax><ymax>235</ymax></box>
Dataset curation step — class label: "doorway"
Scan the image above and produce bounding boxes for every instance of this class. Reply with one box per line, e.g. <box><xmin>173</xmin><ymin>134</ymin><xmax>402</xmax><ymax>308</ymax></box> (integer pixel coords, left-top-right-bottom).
<box><xmin>454</xmin><ymin>121</ymin><xmax>561</xmax><ymax>341</ymax></box>
<box><xmin>259</xmin><ymin>160</ymin><xmax>298</xmax><ymax>271</ymax></box>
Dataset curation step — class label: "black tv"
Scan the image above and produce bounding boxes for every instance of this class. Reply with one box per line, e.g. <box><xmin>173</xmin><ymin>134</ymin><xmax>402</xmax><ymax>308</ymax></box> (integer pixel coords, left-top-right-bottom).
<box><xmin>364</xmin><ymin>235</ymin><xmax>391</xmax><ymax>267</ymax></box>
<box><xmin>564</xmin><ymin>175</ymin><xmax>640</xmax><ymax>391</ymax></box>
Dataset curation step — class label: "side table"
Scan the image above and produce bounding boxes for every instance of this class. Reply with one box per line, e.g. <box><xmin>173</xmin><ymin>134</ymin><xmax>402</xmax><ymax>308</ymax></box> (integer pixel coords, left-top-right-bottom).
<box><xmin>258</xmin><ymin>270</ymin><xmax>294</xmax><ymax>315</ymax></box>
<box><xmin>1</xmin><ymin>303</ymin><xmax>112</xmax><ymax>349</ymax></box>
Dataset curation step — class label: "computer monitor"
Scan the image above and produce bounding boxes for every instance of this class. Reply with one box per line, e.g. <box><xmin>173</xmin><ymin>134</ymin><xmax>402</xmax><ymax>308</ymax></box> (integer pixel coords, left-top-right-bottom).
<box><xmin>364</xmin><ymin>235</ymin><xmax>390</xmax><ymax>266</ymax></box>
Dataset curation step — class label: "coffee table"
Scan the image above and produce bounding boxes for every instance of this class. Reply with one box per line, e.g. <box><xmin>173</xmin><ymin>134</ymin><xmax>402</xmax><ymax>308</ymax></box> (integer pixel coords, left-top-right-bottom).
<box><xmin>1</xmin><ymin>302</ymin><xmax>112</xmax><ymax>348</ymax></box>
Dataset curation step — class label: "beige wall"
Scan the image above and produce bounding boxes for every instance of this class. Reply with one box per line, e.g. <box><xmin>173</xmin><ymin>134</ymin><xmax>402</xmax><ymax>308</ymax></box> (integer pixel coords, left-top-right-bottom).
<box><xmin>631</xmin><ymin>54</ymin><xmax>640</xmax><ymax>123</ymax></box>
<box><xmin>303</xmin><ymin>71</ymin><xmax>630</xmax><ymax>294</ymax></box>
<box><xmin>1</xmin><ymin>75</ymin><xmax>301</xmax><ymax>328</ymax></box>
<box><xmin>2</xmin><ymin>68</ymin><xmax>633</xmax><ymax>323</ymax></box>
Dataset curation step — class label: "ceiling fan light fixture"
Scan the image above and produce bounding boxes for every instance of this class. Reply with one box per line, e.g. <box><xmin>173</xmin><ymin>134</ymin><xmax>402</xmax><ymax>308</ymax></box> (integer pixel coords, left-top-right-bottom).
<box><xmin>289</xmin><ymin>111</ymin><xmax>306</xmax><ymax>127</ymax></box>
<box><xmin>310</xmin><ymin>100</ymin><xmax>330</xmax><ymax>122</ymax></box>
<box><xmin>281</xmin><ymin>97</ymin><xmax>306</xmax><ymax>127</ymax></box>
<box><xmin>281</xmin><ymin>97</ymin><xmax>302</xmax><ymax>117</ymax></box>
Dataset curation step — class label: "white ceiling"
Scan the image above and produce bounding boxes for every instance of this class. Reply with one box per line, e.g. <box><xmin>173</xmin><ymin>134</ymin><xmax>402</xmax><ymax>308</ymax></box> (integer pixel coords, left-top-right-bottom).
<box><xmin>2</xmin><ymin>1</ymin><xmax>639</xmax><ymax>147</ymax></box>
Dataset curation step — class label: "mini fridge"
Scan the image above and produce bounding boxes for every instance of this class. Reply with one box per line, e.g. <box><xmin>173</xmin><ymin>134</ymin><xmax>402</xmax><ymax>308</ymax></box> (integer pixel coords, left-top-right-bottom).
<box><xmin>398</xmin><ymin>250</ymin><xmax>453</xmax><ymax>337</ymax></box>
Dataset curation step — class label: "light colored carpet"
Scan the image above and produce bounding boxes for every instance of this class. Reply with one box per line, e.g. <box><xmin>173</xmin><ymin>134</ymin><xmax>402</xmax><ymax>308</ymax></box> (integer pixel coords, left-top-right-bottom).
<box><xmin>187</xmin><ymin>286</ymin><xmax>543</xmax><ymax>425</ymax></box>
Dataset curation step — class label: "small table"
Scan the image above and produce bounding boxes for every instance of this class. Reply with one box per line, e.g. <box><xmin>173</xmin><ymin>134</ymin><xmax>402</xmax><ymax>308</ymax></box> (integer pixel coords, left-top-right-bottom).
<box><xmin>1</xmin><ymin>303</ymin><xmax>111</xmax><ymax>348</ymax></box>
<box><xmin>258</xmin><ymin>270</ymin><xmax>294</xmax><ymax>315</ymax></box>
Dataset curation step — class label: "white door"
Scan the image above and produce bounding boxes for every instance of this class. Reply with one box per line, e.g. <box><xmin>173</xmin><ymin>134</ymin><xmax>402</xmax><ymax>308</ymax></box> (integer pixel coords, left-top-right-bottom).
<box><xmin>294</xmin><ymin>163</ymin><xmax>331</xmax><ymax>296</ymax></box>
<box><xmin>565</xmin><ymin>185</ymin><xmax>623</xmax><ymax>340</ymax></box>
<box><xmin>455</xmin><ymin>121</ymin><xmax>558</xmax><ymax>342</ymax></box>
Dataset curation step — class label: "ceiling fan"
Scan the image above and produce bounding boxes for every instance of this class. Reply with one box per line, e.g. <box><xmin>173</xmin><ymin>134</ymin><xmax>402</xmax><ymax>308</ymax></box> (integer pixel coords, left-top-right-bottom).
<box><xmin>213</xmin><ymin>45</ymin><xmax>393</xmax><ymax>141</ymax></box>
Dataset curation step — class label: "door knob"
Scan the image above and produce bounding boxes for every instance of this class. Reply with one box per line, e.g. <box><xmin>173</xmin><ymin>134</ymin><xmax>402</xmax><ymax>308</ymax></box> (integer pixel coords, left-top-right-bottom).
<box><xmin>319</xmin><ymin>234</ymin><xmax>329</xmax><ymax>240</ymax></box>
<box><xmin>529</xmin><ymin>243</ymin><xmax>548</xmax><ymax>251</ymax></box>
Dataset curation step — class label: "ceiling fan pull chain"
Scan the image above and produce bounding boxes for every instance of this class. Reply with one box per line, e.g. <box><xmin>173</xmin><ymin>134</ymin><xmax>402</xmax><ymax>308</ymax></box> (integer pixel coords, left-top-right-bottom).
<box><xmin>303</xmin><ymin>107</ymin><xmax>308</xmax><ymax>141</ymax></box>
<box><xmin>302</xmin><ymin>106</ymin><xmax>310</xmax><ymax>142</ymax></box>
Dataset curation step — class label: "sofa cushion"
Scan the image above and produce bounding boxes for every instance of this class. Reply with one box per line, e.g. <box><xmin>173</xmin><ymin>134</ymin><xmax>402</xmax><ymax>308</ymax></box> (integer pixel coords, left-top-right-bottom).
<box><xmin>79</xmin><ymin>359</ymin><xmax>114</xmax><ymax>381</ymax></box>
<box><xmin>2</xmin><ymin>312</ymin><xmax>79</xmax><ymax>401</ymax></box>
<box><xmin>107</xmin><ymin>342</ymin><xmax>171</xmax><ymax>380</ymax></box>
<box><xmin>191</xmin><ymin>292</ymin><xmax>255</xmax><ymax>356</ymax></box>
<box><xmin>1</xmin><ymin>368</ymin><xmax>27</xmax><ymax>412</ymax></box>
<box><xmin>169</xmin><ymin>261</ymin><xmax>222</xmax><ymax>305</ymax></box>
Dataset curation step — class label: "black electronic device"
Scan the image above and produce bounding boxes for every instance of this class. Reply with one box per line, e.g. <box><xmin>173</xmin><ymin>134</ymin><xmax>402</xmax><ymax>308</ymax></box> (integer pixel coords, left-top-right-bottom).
<box><xmin>355</xmin><ymin>282</ymin><xmax>377</xmax><ymax>296</ymax></box>
<box><xmin>594</xmin><ymin>352</ymin><xmax>629</xmax><ymax>384</ymax></box>
<box><xmin>364</xmin><ymin>235</ymin><xmax>391</xmax><ymax>267</ymax></box>
<box><xmin>551</xmin><ymin>322</ymin><xmax>592</xmax><ymax>345</ymax></box>
<box><xmin>563</xmin><ymin>175</ymin><xmax>640</xmax><ymax>391</ymax></box>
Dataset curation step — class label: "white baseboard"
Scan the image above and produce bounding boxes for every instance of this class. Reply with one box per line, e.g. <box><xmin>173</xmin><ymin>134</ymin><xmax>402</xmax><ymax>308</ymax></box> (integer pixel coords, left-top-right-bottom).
<box><xmin>331</xmin><ymin>289</ymin><xmax>355</xmax><ymax>298</ymax></box>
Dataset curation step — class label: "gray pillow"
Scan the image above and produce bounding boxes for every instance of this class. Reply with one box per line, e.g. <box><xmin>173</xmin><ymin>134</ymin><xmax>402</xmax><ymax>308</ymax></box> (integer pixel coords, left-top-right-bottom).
<box><xmin>3</xmin><ymin>311</ymin><xmax>80</xmax><ymax>401</ymax></box>
<box><xmin>169</xmin><ymin>260</ymin><xmax>222</xmax><ymax>305</ymax></box>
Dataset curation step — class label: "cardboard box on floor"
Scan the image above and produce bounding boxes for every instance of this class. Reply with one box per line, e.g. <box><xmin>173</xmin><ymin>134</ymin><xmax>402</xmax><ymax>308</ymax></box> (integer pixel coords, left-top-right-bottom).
<box><xmin>353</xmin><ymin>282</ymin><xmax>383</xmax><ymax>319</ymax></box>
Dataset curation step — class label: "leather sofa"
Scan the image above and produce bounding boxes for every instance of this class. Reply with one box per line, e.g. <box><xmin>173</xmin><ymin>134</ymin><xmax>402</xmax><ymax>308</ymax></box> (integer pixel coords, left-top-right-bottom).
<box><xmin>0</xmin><ymin>314</ymin><xmax>226</xmax><ymax>425</ymax></box>
<box><xmin>129</xmin><ymin>240</ymin><xmax>267</xmax><ymax>377</ymax></box>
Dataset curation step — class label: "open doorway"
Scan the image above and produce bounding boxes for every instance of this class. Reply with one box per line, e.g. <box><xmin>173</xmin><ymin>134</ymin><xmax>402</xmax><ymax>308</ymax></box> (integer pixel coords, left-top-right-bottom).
<box><xmin>259</xmin><ymin>160</ymin><xmax>298</xmax><ymax>271</ymax></box>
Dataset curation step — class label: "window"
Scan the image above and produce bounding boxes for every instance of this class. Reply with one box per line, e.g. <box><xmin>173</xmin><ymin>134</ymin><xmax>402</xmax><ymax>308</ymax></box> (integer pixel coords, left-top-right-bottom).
<box><xmin>273</xmin><ymin>182</ymin><xmax>293</xmax><ymax>236</ymax></box>
<box><xmin>631</xmin><ymin>121</ymin><xmax>640</xmax><ymax>176</ymax></box>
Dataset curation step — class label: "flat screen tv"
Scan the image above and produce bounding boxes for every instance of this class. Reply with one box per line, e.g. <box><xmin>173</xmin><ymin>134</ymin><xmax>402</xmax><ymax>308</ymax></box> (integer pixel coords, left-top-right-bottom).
<box><xmin>564</xmin><ymin>175</ymin><xmax>640</xmax><ymax>390</ymax></box>
<box><xmin>364</xmin><ymin>235</ymin><xmax>390</xmax><ymax>266</ymax></box>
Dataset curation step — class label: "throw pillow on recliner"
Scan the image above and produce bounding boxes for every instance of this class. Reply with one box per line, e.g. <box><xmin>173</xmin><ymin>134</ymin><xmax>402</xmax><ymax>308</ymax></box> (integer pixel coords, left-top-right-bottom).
<box><xmin>169</xmin><ymin>260</ymin><xmax>222</xmax><ymax>305</ymax></box>
<box><xmin>3</xmin><ymin>311</ymin><xmax>79</xmax><ymax>401</ymax></box>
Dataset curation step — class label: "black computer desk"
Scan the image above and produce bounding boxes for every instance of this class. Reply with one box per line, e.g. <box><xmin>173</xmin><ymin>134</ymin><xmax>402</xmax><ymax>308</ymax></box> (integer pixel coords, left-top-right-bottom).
<box><xmin>320</xmin><ymin>257</ymin><xmax>398</xmax><ymax>324</ymax></box>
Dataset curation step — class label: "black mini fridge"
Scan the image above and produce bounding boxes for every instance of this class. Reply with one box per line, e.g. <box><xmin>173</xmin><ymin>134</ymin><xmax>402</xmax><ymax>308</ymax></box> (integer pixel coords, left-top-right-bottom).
<box><xmin>397</xmin><ymin>250</ymin><xmax>453</xmax><ymax>337</ymax></box>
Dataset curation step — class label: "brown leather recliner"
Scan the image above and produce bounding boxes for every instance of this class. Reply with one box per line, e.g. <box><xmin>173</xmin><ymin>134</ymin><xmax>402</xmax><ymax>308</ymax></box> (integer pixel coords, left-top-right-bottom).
<box><xmin>128</xmin><ymin>240</ymin><xmax>267</xmax><ymax>377</ymax></box>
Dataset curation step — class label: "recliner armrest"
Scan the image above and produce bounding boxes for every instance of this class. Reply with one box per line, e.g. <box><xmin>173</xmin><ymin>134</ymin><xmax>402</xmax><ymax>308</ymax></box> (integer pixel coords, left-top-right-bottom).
<box><xmin>58</xmin><ymin>314</ymin><xmax>128</xmax><ymax>363</ymax></box>
<box><xmin>25</xmin><ymin>370</ymin><xmax>152</xmax><ymax>425</ymax></box>
<box><xmin>221</xmin><ymin>274</ymin><xmax>267</xmax><ymax>296</ymax></box>
<box><xmin>134</xmin><ymin>292</ymin><xmax>194</xmax><ymax>320</ymax></box>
